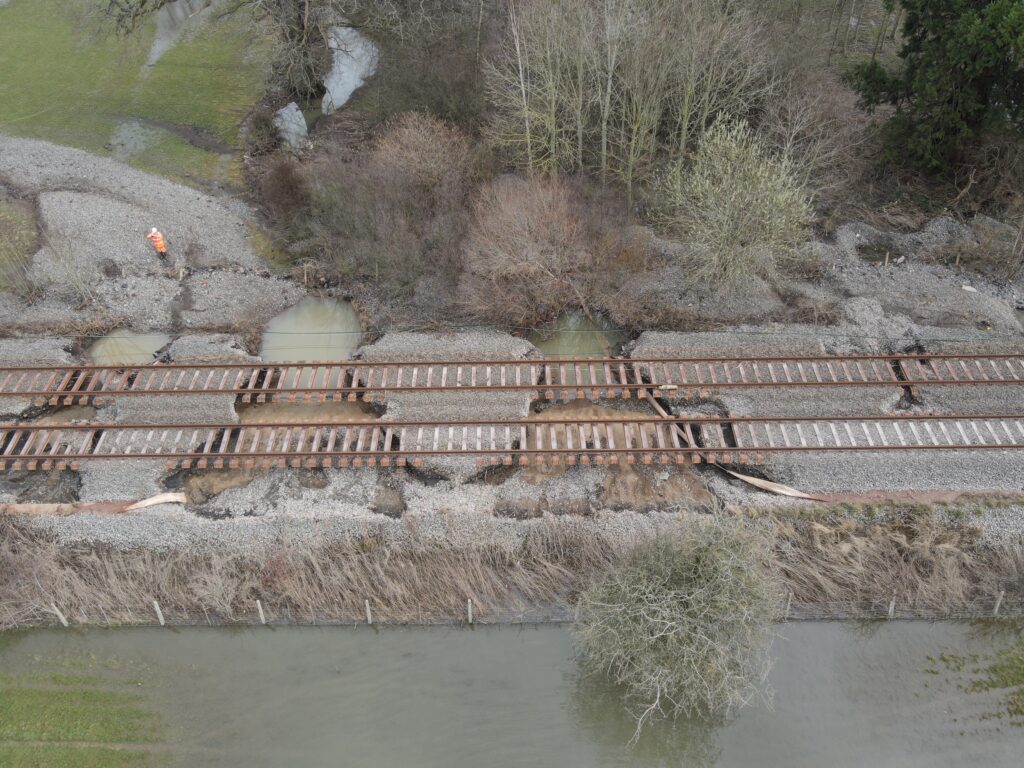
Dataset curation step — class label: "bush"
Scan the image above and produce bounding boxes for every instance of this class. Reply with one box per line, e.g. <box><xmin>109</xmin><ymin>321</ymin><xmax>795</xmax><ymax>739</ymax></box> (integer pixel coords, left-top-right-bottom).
<box><xmin>274</xmin><ymin>112</ymin><xmax>472</xmax><ymax>294</ymax></box>
<box><xmin>573</xmin><ymin>523</ymin><xmax>781</xmax><ymax>734</ymax></box>
<box><xmin>459</xmin><ymin>176</ymin><xmax>594</xmax><ymax>326</ymax></box>
<box><xmin>650</xmin><ymin>120</ymin><xmax>815</xmax><ymax>291</ymax></box>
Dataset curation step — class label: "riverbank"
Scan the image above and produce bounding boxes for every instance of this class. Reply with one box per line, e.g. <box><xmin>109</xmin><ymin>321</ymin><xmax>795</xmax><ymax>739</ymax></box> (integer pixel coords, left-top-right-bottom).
<box><xmin>3</xmin><ymin>507</ymin><xmax>1022</xmax><ymax>630</ymax></box>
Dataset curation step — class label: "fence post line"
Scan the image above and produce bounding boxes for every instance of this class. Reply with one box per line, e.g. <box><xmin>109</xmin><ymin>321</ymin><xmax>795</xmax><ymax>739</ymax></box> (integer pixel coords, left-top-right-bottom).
<box><xmin>152</xmin><ymin>600</ymin><xmax>165</xmax><ymax>627</ymax></box>
<box><xmin>257</xmin><ymin>600</ymin><xmax>266</xmax><ymax>625</ymax></box>
<box><xmin>887</xmin><ymin>594</ymin><xmax>896</xmax><ymax>619</ymax></box>
<box><xmin>365</xmin><ymin>599</ymin><xmax>373</xmax><ymax>625</ymax></box>
<box><xmin>993</xmin><ymin>590</ymin><xmax>1005</xmax><ymax>617</ymax></box>
<box><xmin>50</xmin><ymin>603</ymin><xmax>68</xmax><ymax>628</ymax></box>
<box><xmin>467</xmin><ymin>598</ymin><xmax>473</xmax><ymax>625</ymax></box>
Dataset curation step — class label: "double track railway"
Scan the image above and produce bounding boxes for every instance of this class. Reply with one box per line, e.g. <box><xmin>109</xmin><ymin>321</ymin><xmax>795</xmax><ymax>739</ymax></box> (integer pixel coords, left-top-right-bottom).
<box><xmin>2</xmin><ymin>353</ymin><xmax>1023</xmax><ymax>470</ymax></box>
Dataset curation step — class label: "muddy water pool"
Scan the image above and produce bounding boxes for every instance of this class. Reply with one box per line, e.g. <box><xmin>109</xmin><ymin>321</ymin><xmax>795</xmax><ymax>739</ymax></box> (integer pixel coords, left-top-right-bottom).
<box><xmin>527</xmin><ymin>310</ymin><xmax>626</xmax><ymax>360</ymax></box>
<box><xmin>260</xmin><ymin>297</ymin><xmax>362</xmax><ymax>363</ymax></box>
<box><xmin>88</xmin><ymin>330</ymin><xmax>171</xmax><ymax>365</ymax></box>
<box><xmin>1</xmin><ymin>622</ymin><xmax>1020</xmax><ymax>767</ymax></box>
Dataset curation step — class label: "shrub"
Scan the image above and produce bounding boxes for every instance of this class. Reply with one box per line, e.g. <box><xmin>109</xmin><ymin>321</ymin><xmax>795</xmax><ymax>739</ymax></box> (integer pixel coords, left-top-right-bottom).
<box><xmin>650</xmin><ymin>120</ymin><xmax>815</xmax><ymax>291</ymax></box>
<box><xmin>573</xmin><ymin>523</ymin><xmax>781</xmax><ymax>734</ymax></box>
<box><xmin>278</xmin><ymin>112</ymin><xmax>472</xmax><ymax>293</ymax></box>
<box><xmin>459</xmin><ymin>176</ymin><xmax>594</xmax><ymax>326</ymax></box>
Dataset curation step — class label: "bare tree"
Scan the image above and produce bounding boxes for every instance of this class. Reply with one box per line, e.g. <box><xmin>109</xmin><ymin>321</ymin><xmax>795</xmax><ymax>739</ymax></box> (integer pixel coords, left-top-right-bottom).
<box><xmin>486</xmin><ymin>0</ymin><xmax>778</xmax><ymax>201</ymax></box>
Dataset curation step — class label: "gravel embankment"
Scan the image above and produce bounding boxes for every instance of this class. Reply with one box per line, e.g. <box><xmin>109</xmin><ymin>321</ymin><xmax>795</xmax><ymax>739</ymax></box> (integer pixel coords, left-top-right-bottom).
<box><xmin>0</xmin><ymin>135</ymin><xmax>306</xmax><ymax>333</ymax></box>
<box><xmin>25</xmin><ymin>504</ymin><xmax>698</xmax><ymax>554</ymax></box>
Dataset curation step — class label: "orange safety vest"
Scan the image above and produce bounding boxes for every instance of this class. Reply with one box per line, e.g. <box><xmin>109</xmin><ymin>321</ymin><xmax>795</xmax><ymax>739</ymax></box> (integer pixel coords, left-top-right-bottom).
<box><xmin>147</xmin><ymin>230</ymin><xmax>167</xmax><ymax>252</ymax></box>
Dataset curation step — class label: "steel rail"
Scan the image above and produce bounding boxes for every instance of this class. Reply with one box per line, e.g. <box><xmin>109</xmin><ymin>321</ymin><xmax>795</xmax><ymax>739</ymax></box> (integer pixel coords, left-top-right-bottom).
<box><xmin>4</xmin><ymin>414</ymin><xmax>1024</xmax><ymax>471</ymax></box>
<box><xmin>1</xmin><ymin>353</ymin><xmax>1023</xmax><ymax>404</ymax></box>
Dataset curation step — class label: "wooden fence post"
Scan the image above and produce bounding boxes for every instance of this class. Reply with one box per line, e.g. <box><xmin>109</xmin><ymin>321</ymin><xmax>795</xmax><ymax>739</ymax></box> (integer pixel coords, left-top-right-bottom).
<box><xmin>364</xmin><ymin>599</ymin><xmax>372</xmax><ymax>625</ymax></box>
<box><xmin>257</xmin><ymin>600</ymin><xmax>266</xmax><ymax>625</ymax></box>
<box><xmin>50</xmin><ymin>603</ymin><xmax>68</xmax><ymax>628</ymax></box>
<box><xmin>467</xmin><ymin>598</ymin><xmax>473</xmax><ymax>625</ymax></box>
<box><xmin>993</xmin><ymin>590</ymin><xmax>1005</xmax><ymax>617</ymax></box>
<box><xmin>152</xmin><ymin>600</ymin><xmax>165</xmax><ymax>627</ymax></box>
<box><xmin>887</xmin><ymin>595</ymin><xmax>896</xmax><ymax>619</ymax></box>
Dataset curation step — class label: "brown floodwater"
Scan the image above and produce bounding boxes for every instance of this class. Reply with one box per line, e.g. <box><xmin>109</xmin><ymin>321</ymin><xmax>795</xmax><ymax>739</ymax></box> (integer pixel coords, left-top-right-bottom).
<box><xmin>0</xmin><ymin>622</ymin><xmax>1020</xmax><ymax>767</ymax></box>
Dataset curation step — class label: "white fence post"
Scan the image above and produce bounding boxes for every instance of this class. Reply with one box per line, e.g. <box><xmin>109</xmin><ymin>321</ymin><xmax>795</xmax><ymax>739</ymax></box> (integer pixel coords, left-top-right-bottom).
<box><xmin>50</xmin><ymin>603</ymin><xmax>68</xmax><ymax>628</ymax></box>
<box><xmin>257</xmin><ymin>600</ymin><xmax>266</xmax><ymax>625</ymax></box>
<box><xmin>993</xmin><ymin>590</ymin><xmax>1005</xmax><ymax>617</ymax></box>
<box><xmin>467</xmin><ymin>598</ymin><xmax>473</xmax><ymax>625</ymax></box>
<box><xmin>365</xmin><ymin>599</ymin><xmax>373</xmax><ymax>625</ymax></box>
<box><xmin>887</xmin><ymin>595</ymin><xmax>896</xmax><ymax>619</ymax></box>
<box><xmin>152</xmin><ymin>600</ymin><xmax>165</xmax><ymax>627</ymax></box>
<box><xmin>785</xmin><ymin>591</ymin><xmax>793</xmax><ymax>621</ymax></box>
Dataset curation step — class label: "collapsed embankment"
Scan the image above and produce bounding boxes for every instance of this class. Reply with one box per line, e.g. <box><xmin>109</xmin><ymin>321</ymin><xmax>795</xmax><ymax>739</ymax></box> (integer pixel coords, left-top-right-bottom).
<box><xmin>2</xmin><ymin>507</ymin><xmax>1022</xmax><ymax>629</ymax></box>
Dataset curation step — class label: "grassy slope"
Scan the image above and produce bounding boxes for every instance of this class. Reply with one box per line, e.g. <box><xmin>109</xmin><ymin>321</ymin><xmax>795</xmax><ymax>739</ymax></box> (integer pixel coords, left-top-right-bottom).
<box><xmin>0</xmin><ymin>0</ymin><xmax>269</xmax><ymax>187</ymax></box>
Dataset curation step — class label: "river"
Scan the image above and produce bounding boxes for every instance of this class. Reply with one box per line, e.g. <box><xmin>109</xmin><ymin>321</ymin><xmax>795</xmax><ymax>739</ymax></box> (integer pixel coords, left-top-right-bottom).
<box><xmin>0</xmin><ymin>622</ymin><xmax>1020</xmax><ymax>766</ymax></box>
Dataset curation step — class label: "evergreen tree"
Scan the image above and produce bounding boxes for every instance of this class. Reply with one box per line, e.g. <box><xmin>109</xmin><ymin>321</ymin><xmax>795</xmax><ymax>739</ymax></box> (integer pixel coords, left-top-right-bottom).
<box><xmin>848</xmin><ymin>0</ymin><xmax>1024</xmax><ymax>173</ymax></box>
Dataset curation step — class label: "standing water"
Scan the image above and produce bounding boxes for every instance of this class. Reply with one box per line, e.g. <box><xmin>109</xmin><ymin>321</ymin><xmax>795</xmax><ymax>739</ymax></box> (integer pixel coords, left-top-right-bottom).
<box><xmin>1</xmin><ymin>622</ymin><xmax>1019</xmax><ymax>767</ymax></box>
<box><xmin>528</xmin><ymin>310</ymin><xmax>626</xmax><ymax>359</ymax></box>
<box><xmin>88</xmin><ymin>330</ymin><xmax>171</xmax><ymax>365</ymax></box>
<box><xmin>260</xmin><ymin>297</ymin><xmax>362</xmax><ymax>362</ymax></box>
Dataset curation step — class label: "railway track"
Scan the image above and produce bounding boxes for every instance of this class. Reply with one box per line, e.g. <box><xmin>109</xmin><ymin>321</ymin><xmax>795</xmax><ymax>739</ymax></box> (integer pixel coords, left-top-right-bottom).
<box><xmin>4</xmin><ymin>414</ymin><xmax>1024</xmax><ymax>471</ymax></box>
<box><xmin>2</xmin><ymin>353</ymin><xmax>1024</xmax><ymax>405</ymax></box>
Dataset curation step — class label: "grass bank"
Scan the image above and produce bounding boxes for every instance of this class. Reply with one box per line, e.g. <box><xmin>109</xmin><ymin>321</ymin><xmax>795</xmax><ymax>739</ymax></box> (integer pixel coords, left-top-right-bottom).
<box><xmin>0</xmin><ymin>0</ymin><xmax>270</xmax><ymax>188</ymax></box>
<box><xmin>1</xmin><ymin>510</ymin><xmax>1021</xmax><ymax>628</ymax></box>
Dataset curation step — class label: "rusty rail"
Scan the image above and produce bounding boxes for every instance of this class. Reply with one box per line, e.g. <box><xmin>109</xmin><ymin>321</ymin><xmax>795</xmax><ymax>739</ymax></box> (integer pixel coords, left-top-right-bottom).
<box><xmin>2</xmin><ymin>352</ymin><xmax>1023</xmax><ymax>405</ymax></box>
<box><xmin>3</xmin><ymin>414</ymin><xmax>1024</xmax><ymax>471</ymax></box>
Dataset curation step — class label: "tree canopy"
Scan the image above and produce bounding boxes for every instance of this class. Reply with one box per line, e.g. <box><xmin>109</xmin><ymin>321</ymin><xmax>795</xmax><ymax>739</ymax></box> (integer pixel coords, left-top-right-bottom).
<box><xmin>848</xmin><ymin>0</ymin><xmax>1024</xmax><ymax>173</ymax></box>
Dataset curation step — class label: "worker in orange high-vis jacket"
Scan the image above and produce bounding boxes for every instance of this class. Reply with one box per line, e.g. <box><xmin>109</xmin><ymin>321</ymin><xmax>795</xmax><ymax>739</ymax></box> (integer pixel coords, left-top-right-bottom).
<box><xmin>147</xmin><ymin>227</ymin><xmax>168</xmax><ymax>259</ymax></box>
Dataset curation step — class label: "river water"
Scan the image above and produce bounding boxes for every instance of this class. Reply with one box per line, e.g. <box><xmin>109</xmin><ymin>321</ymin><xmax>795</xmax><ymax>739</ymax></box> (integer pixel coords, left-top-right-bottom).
<box><xmin>0</xmin><ymin>622</ymin><xmax>1020</xmax><ymax>766</ymax></box>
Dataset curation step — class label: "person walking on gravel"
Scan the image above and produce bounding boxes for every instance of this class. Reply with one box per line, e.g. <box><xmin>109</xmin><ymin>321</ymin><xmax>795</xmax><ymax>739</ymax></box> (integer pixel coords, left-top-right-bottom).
<box><xmin>147</xmin><ymin>227</ymin><xmax>168</xmax><ymax>260</ymax></box>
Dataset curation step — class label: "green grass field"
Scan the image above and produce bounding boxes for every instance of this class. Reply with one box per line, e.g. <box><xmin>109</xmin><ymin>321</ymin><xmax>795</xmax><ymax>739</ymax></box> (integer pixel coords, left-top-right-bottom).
<box><xmin>0</xmin><ymin>668</ymin><xmax>165</xmax><ymax>768</ymax></box>
<box><xmin>0</xmin><ymin>0</ymin><xmax>271</xmax><ymax>187</ymax></box>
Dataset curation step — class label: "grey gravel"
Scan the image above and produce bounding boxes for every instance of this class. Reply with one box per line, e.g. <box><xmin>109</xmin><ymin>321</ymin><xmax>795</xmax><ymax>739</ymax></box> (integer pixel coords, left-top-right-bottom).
<box><xmin>165</xmin><ymin>333</ymin><xmax>256</xmax><ymax>363</ymax></box>
<box><xmin>179</xmin><ymin>271</ymin><xmax>306</xmax><ymax>330</ymax></box>
<box><xmin>0</xmin><ymin>135</ymin><xmax>262</xmax><ymax>270</ymax></box>
<box><xmin>24</xmin><ymin>503</ymin><xmax>700</xmax><ymax>554</ymax></box>
<box><xmin>78</xmin><ymin>459</ymin><xmax>168</xmax><ymax>502</ymax></box>
<box><xmin>827</xmin><ymin>219</ymin><xmax>1022</xmax><ymax>333</ymax></box>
